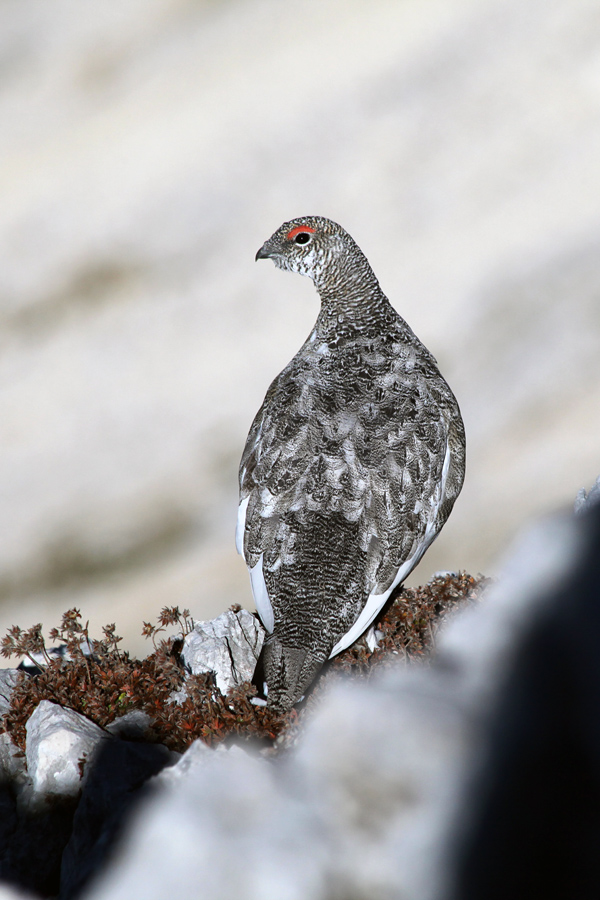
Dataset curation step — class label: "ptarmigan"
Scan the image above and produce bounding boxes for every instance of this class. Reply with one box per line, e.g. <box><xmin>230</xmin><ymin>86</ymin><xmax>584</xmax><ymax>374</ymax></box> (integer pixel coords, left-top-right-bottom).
<box><xmin>237</xmin><ymin>216</ymin><xmax>465</xmax><ymax>710</ymax></box>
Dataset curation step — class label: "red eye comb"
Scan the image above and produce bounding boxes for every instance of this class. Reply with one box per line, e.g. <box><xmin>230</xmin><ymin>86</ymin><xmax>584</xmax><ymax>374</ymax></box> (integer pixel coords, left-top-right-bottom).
<box><xmin>286</xmin><ymin>226</ymin><xmax>316</xmax><ymax>240</ymax></box>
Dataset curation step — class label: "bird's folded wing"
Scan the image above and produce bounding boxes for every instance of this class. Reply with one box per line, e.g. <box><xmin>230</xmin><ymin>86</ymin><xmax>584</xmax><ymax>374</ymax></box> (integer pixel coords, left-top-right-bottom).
<box><xmin>238</xmin><ymin>379</ymin><xmax>452</xmax><ymax>599</ymax></box>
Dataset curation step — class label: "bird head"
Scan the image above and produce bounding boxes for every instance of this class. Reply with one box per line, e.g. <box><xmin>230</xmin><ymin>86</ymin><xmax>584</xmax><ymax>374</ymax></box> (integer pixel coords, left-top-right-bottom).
<box><xmin>255</xmin><ymin>216</ymin><xmax>350</xmax><ymax>283</ymax></box>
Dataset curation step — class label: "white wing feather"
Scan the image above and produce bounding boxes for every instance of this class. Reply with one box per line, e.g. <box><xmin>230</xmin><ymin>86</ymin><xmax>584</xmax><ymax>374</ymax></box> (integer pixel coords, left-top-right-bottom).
<box><xmin>237</xmin><ymin>496</ymin><xmax>275</xmax><ymax>633</ymax></box>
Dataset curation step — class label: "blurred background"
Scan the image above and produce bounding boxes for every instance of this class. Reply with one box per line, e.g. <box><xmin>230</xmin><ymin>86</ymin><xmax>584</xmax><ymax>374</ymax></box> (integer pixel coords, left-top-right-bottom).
<box><xmin>0</xmin><ymin>0</ymin><xmax>599</xmax><ymax>659</ymax></box>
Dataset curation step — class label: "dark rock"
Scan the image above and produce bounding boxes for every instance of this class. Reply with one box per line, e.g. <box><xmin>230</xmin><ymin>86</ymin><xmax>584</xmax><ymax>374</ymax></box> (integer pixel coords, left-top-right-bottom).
<box><xmin>105</xmin><ymin>710</ymin><xmax>156</xmax><ymax>742</ymax></box>
<box><xmin>17</xmin><ymin>645</ymin><xmax>69</xmax><ymax>676</ymax></box>
<box><xmin>59</xmin><ymin>738</ymin><xmax>178</xmax><ymax>899</ymax></box>
<box><xmin>446</xmin><ymin>502</ymin><xmax>600</xmax><ymax>900</ymax></box>
<box><xmin>0</xmin><ymin>785</ymin><xmax>77</xmax><ymax>896</ymax></box>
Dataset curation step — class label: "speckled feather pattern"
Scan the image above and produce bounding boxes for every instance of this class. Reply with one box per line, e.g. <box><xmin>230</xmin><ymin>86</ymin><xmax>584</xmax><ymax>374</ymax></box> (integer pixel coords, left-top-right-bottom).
<box><xmin>240</xmin><ymin>216</ymin><xmax>465</xmax><ymax>709</ymax></box>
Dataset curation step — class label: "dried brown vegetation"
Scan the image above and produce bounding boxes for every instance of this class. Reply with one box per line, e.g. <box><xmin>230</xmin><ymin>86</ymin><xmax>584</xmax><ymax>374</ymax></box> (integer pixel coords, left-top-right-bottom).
<box><xmin>0</xmin><ymin>573</ymin><xmax>488</xmax><ymax>754</ymax></box>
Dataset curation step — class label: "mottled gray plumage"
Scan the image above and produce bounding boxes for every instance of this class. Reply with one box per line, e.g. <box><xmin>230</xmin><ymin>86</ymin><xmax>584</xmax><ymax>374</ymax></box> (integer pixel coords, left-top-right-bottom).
<box><xmin>238</xmin><ymin>216</ymin><xmax>465</xmax><ymax>710</ymax></box>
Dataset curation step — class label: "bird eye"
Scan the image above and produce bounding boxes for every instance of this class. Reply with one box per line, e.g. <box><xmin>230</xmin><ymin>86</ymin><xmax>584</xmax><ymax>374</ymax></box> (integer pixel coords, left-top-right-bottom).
<box><xmin>294</xmin><ymin>232</ymin><xmax>311</xmax><ymax>245</ymax></box>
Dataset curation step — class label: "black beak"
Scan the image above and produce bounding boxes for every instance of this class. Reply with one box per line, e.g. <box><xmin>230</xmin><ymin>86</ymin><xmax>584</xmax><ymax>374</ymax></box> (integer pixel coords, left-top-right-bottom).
<box><xmin>255</xmin><ymin>243</ymin><xmax>271</xmax><ymax>261</ymax></box>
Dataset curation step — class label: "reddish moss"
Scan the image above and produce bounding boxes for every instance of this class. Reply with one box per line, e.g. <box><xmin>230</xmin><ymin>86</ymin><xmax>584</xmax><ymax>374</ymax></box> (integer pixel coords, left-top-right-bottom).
<box><xmin>0</xmin><ymin>573</ymin><xmax>489</xmax><ymax>754</ymax></box>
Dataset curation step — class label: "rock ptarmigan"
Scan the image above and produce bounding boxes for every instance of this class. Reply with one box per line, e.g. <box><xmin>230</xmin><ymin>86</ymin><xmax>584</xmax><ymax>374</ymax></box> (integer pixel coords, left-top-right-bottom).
<box><xmin>237</xmin><ymin>216</ymin><xmax>466</xmax><ymax>710</ymax></box>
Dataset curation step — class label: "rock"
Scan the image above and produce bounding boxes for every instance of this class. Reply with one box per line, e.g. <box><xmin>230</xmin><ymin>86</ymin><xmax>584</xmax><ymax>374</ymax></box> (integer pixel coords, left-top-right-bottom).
<box><xmin>0</xmin><ymin>734</ymin><xmax>25</xmax><ymax>867</ymax></box>
<box><xmin>575</xmin><ymin>474</ymin><xmax>600</xmax><ymax>514</ymax></box>
<box><xmin>0</xmin><ymin>732</ymin><xmax>27</xmax><ymax>787</ymax></box>
<box><xmin>443</xmin><ymin>502</ymin><xmax>600</xmax><ymax>900</ymax></box>
<box><xmin>85</xmin><ymin>740</ymin><xmax>324</xmax><ymax>900</ymax></box>
<box><xmin>153</xmin><ymin>739</ymin><xmax>250</xmax><ymax>790</ymax></box>
<box><xmin>74</xmin><ymin>651</ymin><xmax>470</xmax><ymax>900</ymax></box>
<box><xmin>60</xmin><ymin>738</ymin><xmax>178</xmax><ymax>900</ymax></box>
<box><xmin>181</xmin><ymin>608</ymin><xmax>264</xmax><ymax>694</ymax></box>
<box><xmin>0</xmin><ymin>728</ymin><xmax>76</xmax><ymax>896</ymax></box>
<box><xmin>0</xmin><ymin>669</ymin><xmax>20</xmax><ymax>717</ymax></box>
<box><xmin>153</xmin><ymin>738</ymin><xmax>212</xmax><ymax>787</ymax></box>
<box><xmin>106</xmin><ymin>710</ymin><xmax>156</xmax><ymax>742</ymax></box>
<box><xmin>0</xmin><ymin>886</ymin><xmax>39</xmax><ymax>899</ymax></box>
<box><xmin>0</xmin><ymin>728</ymin><xmax>75</xmax><ymax>896</ymax></box>
<box><xmin>2</xmin><ymin>492</ymin><xmax>599</xmax><ymax>899</ymax></box>
<box><xmin>25</xmin><ymin>700</ymin><xmax>110</xmax><ymax>803</ymax></box>
<box><xmin>167</xmin><ymin>687</ymin><xmax>188</xmax><ymax>706</ymax></box>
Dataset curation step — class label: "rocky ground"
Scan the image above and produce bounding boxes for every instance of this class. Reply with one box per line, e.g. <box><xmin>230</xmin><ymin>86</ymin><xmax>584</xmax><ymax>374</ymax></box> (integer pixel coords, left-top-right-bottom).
<box><xmin>0</xmin><ymin>571</ymin><xmax>485</xmax><ymax>897</ymax></box>
<box><xmin>0</xmin><ymin>481</ymin><xmax>598</xmax><ymax>899</ymax></box>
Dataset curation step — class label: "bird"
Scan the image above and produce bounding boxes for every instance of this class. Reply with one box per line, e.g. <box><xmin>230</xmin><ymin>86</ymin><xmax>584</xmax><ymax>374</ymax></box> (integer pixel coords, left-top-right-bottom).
<box><xmin>237</xmin><ymin>216</ymin><xmax>465</xmax><ymax>711</ymax></box>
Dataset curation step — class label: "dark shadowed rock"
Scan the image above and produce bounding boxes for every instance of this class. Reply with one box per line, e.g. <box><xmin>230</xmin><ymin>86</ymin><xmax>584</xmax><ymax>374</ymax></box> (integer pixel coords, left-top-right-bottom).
<box><xmin>105</xmin><ymin>710</ymin><xmax>156</xmax><ymax>743</ymax></box>
<box><xmin>444</xmin><ymin>501</ymin><xmax>600</xmax><ymax>900</ymax></box>
<box><xmin>0</xmin><ymin>737</ymin><xmax>77</xmax><ymax>898</ymax></box>
<box><xmin>59</xmin><ymin>738</ymin><xmax>178</xmax><ymax>900</ymax></box>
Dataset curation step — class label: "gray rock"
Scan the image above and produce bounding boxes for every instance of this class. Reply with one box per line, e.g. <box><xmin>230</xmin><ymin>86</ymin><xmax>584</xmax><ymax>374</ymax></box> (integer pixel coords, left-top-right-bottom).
<box><xmin>26</xmin><ymin>700</ymin><xmax>110</xmax><ymax>802</ymax></box>
<box><xmin>181</xmin><ymin>608</ymin><xmax>264</xmax><ymax>695</ymax></box>
<box><xmin>0</xmin><ymin>669</ymin><xmax>20</xmax><ymax>717</ymax></box>
<box><xmin>153</xmin><ymin>738</ymin><xmax>212</xmax><ymax>787</ymax></box>
<box><xmin>575</xmin><ymin>474</ymin><xmax>600</xmax><ymax>514</ymax></box>
<box><xmin>153</xmin><ymin>739</ymin><xmax>250</xmax><ymax>790</ymax></box>
<box><xmin>106</xmin><ymin>710</ymin><xmax>156</xmax><ymax>742</ymax></box>
<box><xmin>0</xmin><ymin>733</ymin><xmax>27</xmax><ymax>787</ymax></box>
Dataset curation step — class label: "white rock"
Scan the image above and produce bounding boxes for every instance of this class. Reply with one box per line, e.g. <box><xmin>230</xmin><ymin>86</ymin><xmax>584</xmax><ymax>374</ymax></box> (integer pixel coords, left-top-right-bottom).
<box><xmin>167</xmin><ymin>688</ymin><xmax>188</xmax><ymax>706</ymax></box>
<box><xmin>153</xmin><ymin>739</ymin><xmax>212</xmax><ymax>788</ymax></box>
<box><xmin>182</xmin><ymin>608</ymin><xmax>264</xmax><ymax>695</ymax></box>
<box><xmin>25</xmin><ymin>700</ymin><xmax>110</xmax><ymax>801</ymax></box>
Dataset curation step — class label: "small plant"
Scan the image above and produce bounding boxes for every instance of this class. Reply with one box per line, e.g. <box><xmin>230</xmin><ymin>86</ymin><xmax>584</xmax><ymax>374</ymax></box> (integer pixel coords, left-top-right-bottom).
<box><xmin>142</xmin><ymin>605</ymin><xmax>195</xmax><ymax>649</ymax></box>
<box><xmin>1</xmin><ymin>623</ymin><xmax>53</xmax><ymax>671</ymax></box>
<box><xmin>1</xmin><ymin>608</ymin><xmax>125</xmax><ymax>686</ymax></box>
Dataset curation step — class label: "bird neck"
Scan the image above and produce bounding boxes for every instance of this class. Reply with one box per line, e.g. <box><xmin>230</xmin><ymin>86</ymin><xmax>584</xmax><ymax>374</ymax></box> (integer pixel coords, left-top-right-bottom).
<box><xmin>313</xmin><ymin>251</ymin><xmax>391</xmax><ymax>330</ymax></box>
